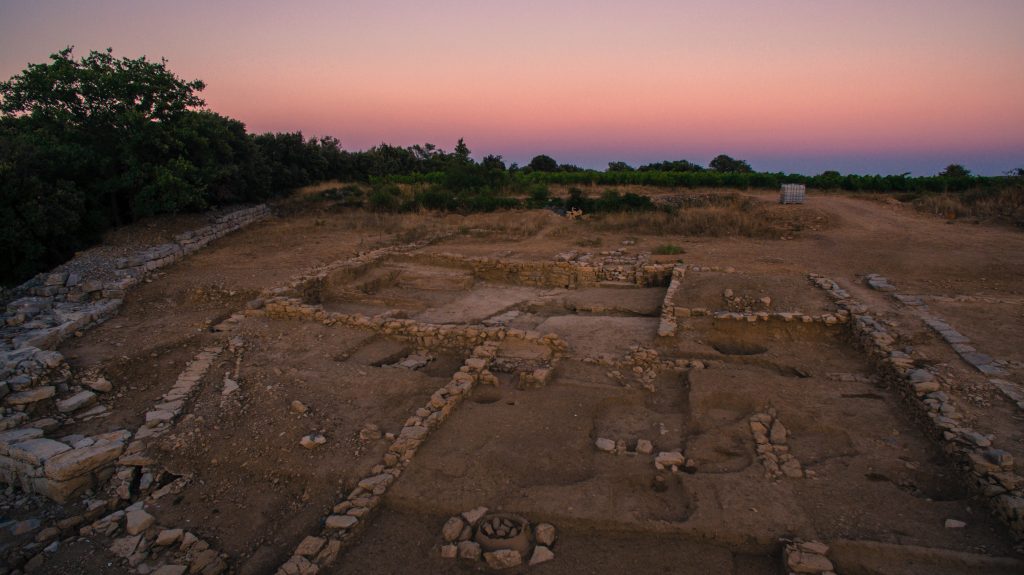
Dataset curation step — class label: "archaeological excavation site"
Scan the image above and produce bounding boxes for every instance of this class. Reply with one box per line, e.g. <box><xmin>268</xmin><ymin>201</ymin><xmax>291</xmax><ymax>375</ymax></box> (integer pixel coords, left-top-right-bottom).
<box><xmin>2</xmin><ymin>193</ymin><xmax>1023</xmax><ymax>574</ymax></box>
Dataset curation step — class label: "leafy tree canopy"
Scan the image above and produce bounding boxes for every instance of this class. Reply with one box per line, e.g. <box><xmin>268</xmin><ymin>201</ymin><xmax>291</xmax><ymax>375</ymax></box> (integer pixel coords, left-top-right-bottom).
<box><xmin>528</xmin><ymin>154</ymin><xmax>558</xmax><ymax>172</ymax></box>
<box><xmin>939</xmin><ymin>164</ymin><xmax>971</xmax><ymax>178</ymax></box>
<box><xmin>0</xmin><ymin>47</ymin><xmax>205</xmax><ymax>128</ymax></box>
<box><xmin>709</xmin><ymin>154</ymin><xmax>753</xmax><ymax>173</ymax></box>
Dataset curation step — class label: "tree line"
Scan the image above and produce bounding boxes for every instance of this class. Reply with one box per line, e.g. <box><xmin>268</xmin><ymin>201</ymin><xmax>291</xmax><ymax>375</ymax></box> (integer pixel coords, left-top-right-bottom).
<box><xmin>1</xmin><ymin>48</ymin><xmax>1020</xmax><ymax>286</ymax></box>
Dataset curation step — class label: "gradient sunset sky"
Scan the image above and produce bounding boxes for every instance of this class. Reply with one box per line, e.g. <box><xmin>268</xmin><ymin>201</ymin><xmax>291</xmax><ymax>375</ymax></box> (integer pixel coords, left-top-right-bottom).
<box><xmin>2</xmin><ymin>0</ymin><xmax>1022</xmax><ymax>175</ymax></box>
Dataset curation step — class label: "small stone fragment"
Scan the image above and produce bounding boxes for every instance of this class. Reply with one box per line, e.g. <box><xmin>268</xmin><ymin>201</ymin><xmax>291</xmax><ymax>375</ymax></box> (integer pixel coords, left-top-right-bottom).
<box><xmin>655</xmin><ymin>451</ymin><xmax>685</xmax><ymax>467</ymax></box>
<box><xmin>945</xmin><ymin>519</ymin><xmax>966</xmax><ymax>529</ymax></box>
<box><xmin>535</xmin><ymin>522</ymin><xmax>556</xmax><ymax>546</ymax></box>
<box><xmin>300</xmin><ymin>434</ymin><xmax>326</xmax><ymax>449</ymax></box>
<box><xmin>151</xmin><ymin>566</ymin><xmax>187</xmax><ymax>575</ymax></box>
<box><xmin>440</xmin><ymin>544</ymin><xmax>458</xmax><ymax>559</ymax></box>
<box><xmin>529</xmin><ymin>545</ymin><xmax>555</xmax><ymax>566</ymax></box>
<box><xmin>769</xmin><ymin>421</ymin><xmax>788</xmax><ymax>444</ymax></box>
<box><xmin>124</xmin><ymin>509</ymin><xmax>155</xmax><ymax>536</ymax></box>
<box><xmin>458</xmin><ymin>540</ymin><xmax>481</xmax><ymax>561</ymax></box>
<box><xmin>786</xmin><ymin>549</ymin><xmax>834</xmax><ymax>573</ymax></box>
<box><xmin>325</xmin><ymin>514</ymin><xmax>357</xmax><ymax>530</ymax></box>
<box><xmin>484</xmin><ymin>549</ymin><xmax>522</xmax><ymax>569</ymax></box>
<box><xmin>156</xmin><ymin>528</ymin><xmax>183</xmax><ymax>546</ymax></box>
<box><xmin>110</xmin><ymin>535</ymin><xmax>142</xmax><ymax>558</ymax></box>
<box><xmin>290</xmin><ymin>400</ymin><xmax>308</xmax><ymax>414</ymax></box>
<box><xmin>594</xmin><ymin>438</ymin><xmax>615</xmax><ymax>452</ymax></box>
<box><xmin>461</xmin><ymin>506</ymin><xmax>488</xmax><ymax>526</ymax></box>
<box><xmin>442</xmin><ymin>516</ymin><xmax>465</xmax><ymax>542</ymax></box>
<box><xmin>294</xmin><ymin>535</ymin><xmax>326</xmax><ymax>557</ymax></box>
<box><xmin>636</xmin><ymin>439</ymin><xmax>653</xmax><ymax>455</ymax></box>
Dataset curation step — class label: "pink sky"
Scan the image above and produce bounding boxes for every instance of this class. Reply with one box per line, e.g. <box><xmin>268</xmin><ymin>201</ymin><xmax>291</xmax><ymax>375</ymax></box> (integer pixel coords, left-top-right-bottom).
<box><xmin>2</xmin><ymin>0</ymin><xmax>1022</xmax><ymax>174</ymax></box>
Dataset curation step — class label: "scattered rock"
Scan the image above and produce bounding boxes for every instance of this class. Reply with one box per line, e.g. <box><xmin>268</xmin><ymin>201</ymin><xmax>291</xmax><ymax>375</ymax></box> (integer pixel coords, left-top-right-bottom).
<box><xmin>458</xmin><ymin>540</ymin><xmax>481</xmax><ymax>561</ymax></box>
<box><xmin>110</xmin><ymin>534</ymin><xmax>142</xmax><ymax>558</ymax></box>
<box><xmin>290</xmin><ymin>400</ymin><xmax>308</xmax><ymax>414</ymax></box>
<box><xmin>461</xmin><ymin>507</ymin><xmax>488</xmax><ymax>526</ymax></box>
<box><xmin>655</xmin><ymin>451</ymin><xmax>685</xmax><ymax>467</ymax></box>
<box><xmin>56</xmin><ymin>390</ymin><xmax>97</xmax><ymax>413</ymax></box>
<box><xmin>529</xmin><ymin>545</ymin><xmax>555</xmax><ymax>566</ymax></box>
<box><xmin>945</xmin><ymin>519</ymin><xmax>966</xmax><ymax>529</ymax></box>
<box><xmin>636</xmin><ymin>439</ymin><xmax>653</xmax><ymax>455</ymax></box>
<box><xmin>9</xmin><ymin>518</ymin><xmax>41</xmax><ymax>536</ymax></box>
<box><xmin>442</xmin><ymin>516</ymin><xmax>465</xmax><ymax>542</ymax></box>
<box><xmin>786</xmin><ymin>549</ymin><xmax>834</xmax><ymax>573</ymax></box>
<box><xmin>325</xmin><ymin>515</ymin><xmax>357</xmax><ymax>530</ymax></box>
<box><xmin>594</xmin><ymin>438</ymin><xmax>615</xmax><ymax>452</ymax></box>
<box><xmin>294</xmin><ymin>535</ymin><xmax>326</xmax><ymax>557</ymax></box>
<box><xmin>156</xmin><ymin>528</ymin><xmax>183</xmax><ymax>546</ymax></box>
<box><xmin>534</xmin><ymin>523</ymin><xmax>556</xmax><ymax>546</ymax></box>
<box><xmin>300</xmin><ymin>434</ymin><xmax>326</xmax><ymax>449</ymax></box>
<box><xmin>359</xmin><ymin>423</ymin><xmax>382</xmax><ymax>441</ymax></box>
<box><xmin>125</xmin><ymin>509</ymin><xmax>155</xmax><ymax>536</ymax></box>
<box><xmin>151</xmin><ymin>566</ymin><xmax>187</xmax><ymax>575</ymax></box>
<box><xmin>483</xmin><ymin>549</ymin><xmax>522</xmax><ymax>569</ymax></box>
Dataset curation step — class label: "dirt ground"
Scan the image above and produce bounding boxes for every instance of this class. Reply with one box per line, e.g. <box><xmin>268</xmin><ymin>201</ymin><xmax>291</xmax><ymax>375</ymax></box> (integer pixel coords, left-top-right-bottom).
<box><xmin>9</xmin><ymin>190</ymin><xmax>1024</xmax><ymax>574</ymax></box>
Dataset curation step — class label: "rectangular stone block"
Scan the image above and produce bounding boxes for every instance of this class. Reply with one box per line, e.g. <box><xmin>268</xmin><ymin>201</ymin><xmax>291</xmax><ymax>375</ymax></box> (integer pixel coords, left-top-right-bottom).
<box><xmin>31</xmin><ymin>474</ymin><xmax>92</xmax><ymax>503</ymax></box>
<box><xmin>0</xmin><ymin>427</ymin><xmax>45</xmax><ymax>454</ymax></box>
<box><xmin>7</xmin><ymin>438</ymin><xmax>71</xmax><ymax>466</ymax></box>
<box><xmin>44</xmin><ymin>441</ymin><xmax>124</xmax><ymax>481</ymax></box>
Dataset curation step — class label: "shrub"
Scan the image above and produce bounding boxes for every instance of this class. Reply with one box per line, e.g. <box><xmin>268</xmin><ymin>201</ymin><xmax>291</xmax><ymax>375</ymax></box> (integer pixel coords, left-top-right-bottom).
<box><xmin>653</xmin><ymin>244</ymin><xmax>684</xmax><ymax>255</ymax></box>
<box><xmin>368</xmin><ymin>183</ymin><xmax>403</xmax><ymax>212</ymax></box>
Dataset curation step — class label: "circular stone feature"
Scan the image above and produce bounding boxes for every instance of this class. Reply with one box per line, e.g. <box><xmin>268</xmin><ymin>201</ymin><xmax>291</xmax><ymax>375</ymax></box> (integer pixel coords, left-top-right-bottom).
<box><xmin>474</xmin><ymin>513</ymin><xmax>532</xmax><ymax>556</ymax></box>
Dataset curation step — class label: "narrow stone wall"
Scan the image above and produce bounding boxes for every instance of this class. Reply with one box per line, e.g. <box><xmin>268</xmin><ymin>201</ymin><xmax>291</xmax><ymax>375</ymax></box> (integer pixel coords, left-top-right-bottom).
<box><xmin>657</xmin><ymin>266</ymin><xmax>685</xmax><ymax>337</ymax></box>
<box><xmin>276</xmin><ymin>344</ymin><xmax>499</xmax><ymax>574</ymax></box>
<box><xmin>259</xmin><ymin>297</ymin><xmax>568</xmax><ymax>357</ymax></box>
<box><xmin>0</xmin><ymin>205</ymin><xmax>269</xmax><ymax>422</ymax></box>
<box><xmin>391</xmin><ymin>252</ymin><xmax>676</xmax><ymax>289</ymax></box>
<box><xmin>810</xmin><ymin>274</ymin><xmax>1024</xmax><ymax>541</ymax></box>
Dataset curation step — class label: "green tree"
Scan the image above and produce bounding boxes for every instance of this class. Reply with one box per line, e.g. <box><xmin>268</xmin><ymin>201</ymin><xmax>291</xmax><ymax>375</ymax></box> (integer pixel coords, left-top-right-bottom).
<box><xmin>528</xmin><ymin>154</ymin><xmax>559</xmax><ymax>172</ymax></box>
<box><xmin>709</xmin><ymin>154</ymin><xmax>753</xmax><ymax>173</ymax></box>
<box><xmin>1</xmin><ymin>47</ymin><xmax>209</xmax><ymax>225</ymax></box>
<box><xmin>0</xmin><ymin>47</ymin><xmax>205</xmax><ymax>126</ymax></box>
<box><xmin>607</xmin><ymin>161</ymin><xmax>634</xmax><ymax>172</ymax></box>
<box><xmin>452</xmin><ymin>138</ymin><xmax>472</xmax><ymax>164</ymax></box>
<box><xmin>939</xmin><ymin>164</ymin><xmax>971</xmax><ymax>178</ymax></box>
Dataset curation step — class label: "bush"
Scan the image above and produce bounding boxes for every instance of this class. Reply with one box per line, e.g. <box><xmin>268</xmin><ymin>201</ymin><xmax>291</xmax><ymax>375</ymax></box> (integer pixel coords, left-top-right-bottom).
<box><xmin>653</xmin><ymin>244</ymin><xmax>684</xmax><ymax>255</ymax></box>
<box><xmin>368</xmin><ymin>183</ymin><xmax>403</xmax><ymax>212</ymax></box>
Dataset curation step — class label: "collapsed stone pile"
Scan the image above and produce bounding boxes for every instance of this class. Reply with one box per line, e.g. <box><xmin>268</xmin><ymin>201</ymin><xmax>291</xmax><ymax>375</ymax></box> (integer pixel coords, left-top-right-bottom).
<box><xmin>811</xmin><ymin>273</ymin><xmax>1024</xmax><ymax>541</ymax></box>
<box><xmin>83</xmin><ymin>503</ymin><xmax>228</xmax><ymax>575</ymax></box>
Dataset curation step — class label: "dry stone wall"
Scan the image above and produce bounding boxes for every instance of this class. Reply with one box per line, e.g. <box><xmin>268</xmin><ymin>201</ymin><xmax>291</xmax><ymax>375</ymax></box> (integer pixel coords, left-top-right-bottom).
<box><xmin>0</xmin><ymin>205</ymin><xmax>269</xmax><ymax>502</ymax></box>
<box><xmin>0</xmin><ymin>206</ymin><xmax>268</xmax><ymax>420</ymax></box>
<box><xmin>393</xmin><ymin>251</ymin><xmax>676</xmax><ymax>290</ymax></box>
<box><xmin>811</xmin><ymin>274</ymin><xmax>1024</xmax><ymax>541</ymax></box>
